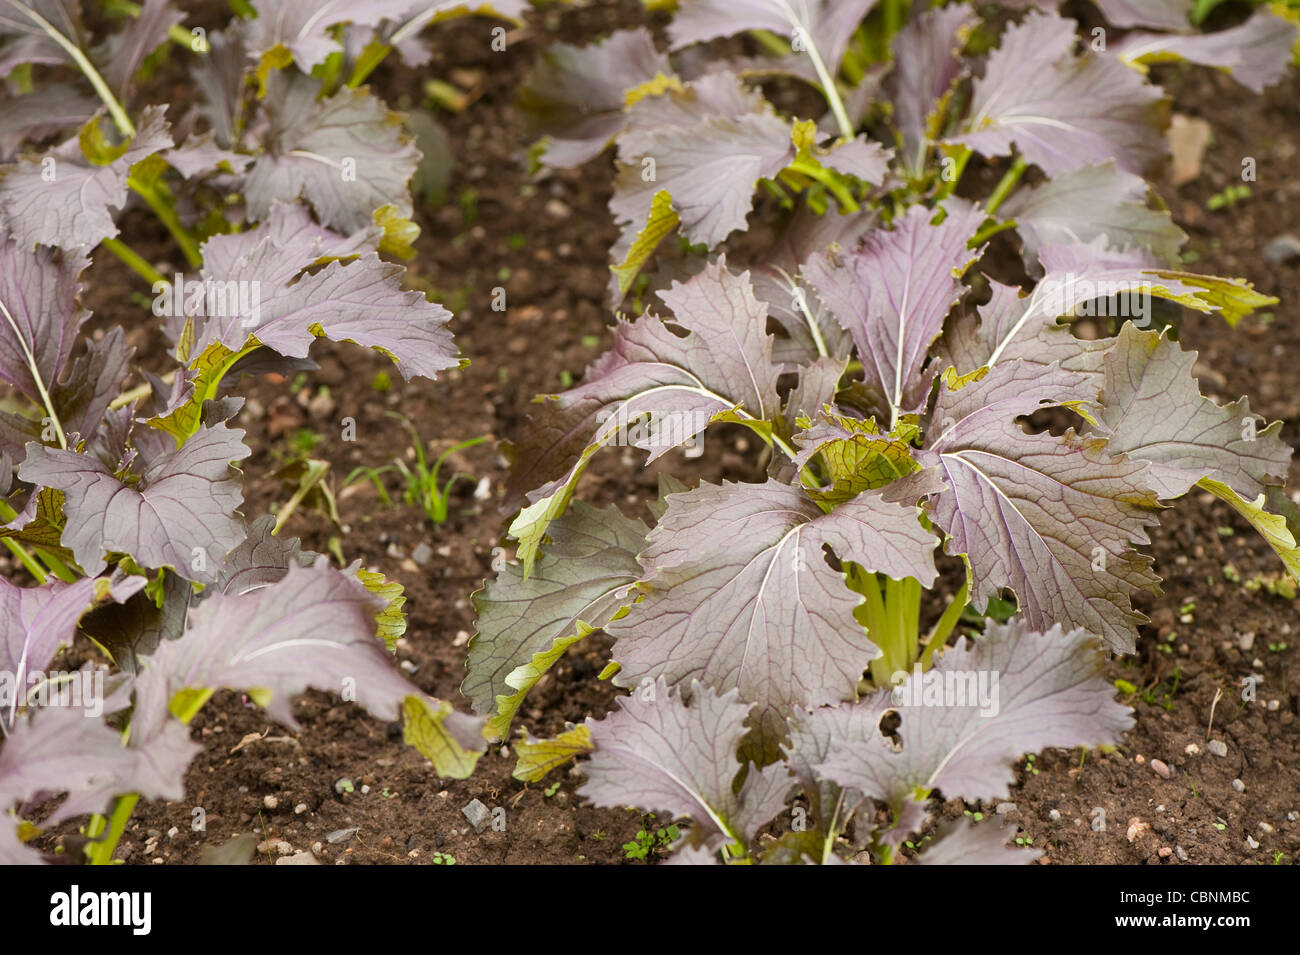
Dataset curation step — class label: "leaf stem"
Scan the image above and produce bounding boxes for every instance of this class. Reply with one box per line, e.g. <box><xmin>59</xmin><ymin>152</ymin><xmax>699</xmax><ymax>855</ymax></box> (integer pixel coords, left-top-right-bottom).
<box><xmin>787</xmin><ymin>157</ymin><xmax>860</xmax><ymax>212</ymax></box>
<box><xmin>127</xmin><ymin>174</ymin><xmax>202</xmax><ymax>268</ymax></box>
<box><xmin>85</xmin><ymin>793</ymin><xmax>138</xmax><ymax>865</ymax></box>
<box><xmin>984</xmin><ymin>155</ymin><xmax>1028</xmax><ymax>217</ymax></box>
<box><xmin>919</xmin><ymin>579</ymin><xmax>968</xmax><ymax>669</ymax></box>
<box><xmin>10</xmin><ymin>0</ymin><xmax>135</xmax><ymax>137</ymax></box>
<box><xmin>0</xmin><ymin>298</ymin><xmax>67</xmax><ymax>449</ymax></box>
<box><xmin>100</xmin><ymin>237</ymin><xmax>167</xmax><ymax>286</ymax></box>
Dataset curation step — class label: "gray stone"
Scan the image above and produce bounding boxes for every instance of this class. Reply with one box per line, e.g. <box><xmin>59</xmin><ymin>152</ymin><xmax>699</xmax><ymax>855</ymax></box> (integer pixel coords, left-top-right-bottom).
<box><xmin>411</xmin><ymin>542</ymin><xmax>435</xmax><ymax>566</ymax></box>
<box><xmin>1263</xmin><ymin>234</ymin><xmax>1300</xmax><ymax>264</ymax></box>
<box><xmin>462</xmin><ymin>798</ymin><xmax>492</xmax><ymax>834</ymax></box>
<box><xmin>1175</xmin><ymin>845</ymin><xmax>1189</xmax><ymax>862</ymax></box>
<box><xmin>276</xmin><ymin>851</ymin><xmax>321</xmax><ymax>865</ymax></box>
<box><xmin>1231</xmin><ymin>778</ymin><xmax>1246</xmax><ymax>793</ymax></box>
<box><xmin>325</xmin><ymin>828</ymin><xmax>359</xmax><ymax>845</ymax></box>
<box><xmin>1206</xmin><ymin>739</ymin><xmax>1228</xmax><ymax>757</ymax></box>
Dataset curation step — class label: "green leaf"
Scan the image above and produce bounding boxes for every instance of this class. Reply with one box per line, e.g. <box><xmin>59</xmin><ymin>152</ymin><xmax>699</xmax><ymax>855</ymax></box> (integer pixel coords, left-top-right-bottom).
<box><xmin>402</xmin><ymin>696</ymin><xmax>486</xmax><ymax>780</ymax></box>
<box><xmin>512</xmin><ymin>724</ymin><xmax>594</xmax><ymax>783</ymax></box>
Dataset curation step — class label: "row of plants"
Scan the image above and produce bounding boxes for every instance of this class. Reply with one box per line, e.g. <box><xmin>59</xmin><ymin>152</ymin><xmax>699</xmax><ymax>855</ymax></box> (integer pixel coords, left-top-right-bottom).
<box><xmin>1</xmin><ymin>0</ymin><xmax>1297</xmax><ymax>866</ymax></box>
<box><xmin>0</xmin><ymin>0</ymin><xmax>535</xmax><ymax>864</ymax></box>
<box><xmin>461</xmin><ymin>0</ymin><xmax>1300</xmax><ymax>863</ymax></box>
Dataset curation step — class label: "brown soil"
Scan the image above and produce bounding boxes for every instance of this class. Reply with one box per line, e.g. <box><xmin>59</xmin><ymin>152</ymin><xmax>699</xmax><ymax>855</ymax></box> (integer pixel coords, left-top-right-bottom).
<box><xmin>23</xmin><ymin>2</ymin><xmax>1300</xmax><ymax>864</ymax></box>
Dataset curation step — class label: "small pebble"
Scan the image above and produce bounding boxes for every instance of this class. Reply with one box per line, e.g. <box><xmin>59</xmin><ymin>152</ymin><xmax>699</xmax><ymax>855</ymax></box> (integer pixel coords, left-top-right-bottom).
<box><xmin>263</xmin><ymin>795</ymin><xmax>278</xmax><ymax>810</ymax></box>
<box><xmin>1236</xmin><ymin>631</ymin><xmax>1256</xmax><ymax>652</ymax></box>
<box><xmin>166</xmin><ymin>827</ymin><xmax>179</xmax><ymax>840</ymax></box>
<box><xmin>1231</xmin><ymin>778</ymin><xmax>1246</xmax><ymax>793</ymax></box>
<box><xmin>1151</xmin><ymin>759</ymin><xmax>1172</xmax><ymax>779</ymax></box>
<box><xmin>1184</xmin><ymin>743</ymin><xmax>1201</xmax><ymax>756</ymax></box>
<box><xmin>1175</xmin><ymin>846</ymin><xmax>1189</xmax><ymax>861</ymax></box>
<box><xmin>1049</xmin><ymin>809</ymin><xmax>1062</xmax><ymax>822</ymax></box>
<box><xmin>995</xmin><ymin>802</ymin><xmax>1017</xmax><ymax>815</ymax></box>
<box><xmin>326</xmin><ymin>828</ymin><xmax>359</xmax><ymax>845</ymax></box>
<box><xmin>1207</xmin><ymin>739</ymin><xmax>1228</xmax><ymax>757</ymax></box>
<box><xmin>410</xmin><ymin>542</ymin><xmax>435</xmax><ymax>566</ymax></box>
<box><xmin>294</xmin><ymin>803</ymin><xmax>308</xmax><ymax>815</ymax></box>
<box><xmin>1267</xmin><ymin>699</ymin><xmax>1280</xmax><ymax>712</ymax></box>
<box><xmin>1245</xmin><ymin>835</ymin><xmax>1260</xmax><ymax>850</ymax></box>
<box><xmin>1135</xmin><ymin>754</ymin><xmax>1146</xmax><ymax>764</ymax></box>
<box><xmin>1263</xmin><ymin>234</ymin><xmax>1300</xmax><ymax>264</ymax></box>
<box><xmin>1158</xmin><ymin>846</ymin><xmax>1172</xmax><ymax>858</ymax></box>
<box><xmin>1259</xmin><ymin>822</ymin><xmax>1275</xmax><ymax>834</ymax></box>
<box><xmin>1288</xmin><ymin>812</ymin><xmax>1298</xmax><ymax>822</ymax></box>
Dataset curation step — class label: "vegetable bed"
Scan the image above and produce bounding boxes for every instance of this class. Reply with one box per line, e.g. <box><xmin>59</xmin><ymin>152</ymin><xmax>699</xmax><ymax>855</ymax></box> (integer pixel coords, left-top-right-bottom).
<box><xmin>2</xmin><ymin>0</ymin><xmax>1299</xmax><ymax>867</ymax></box>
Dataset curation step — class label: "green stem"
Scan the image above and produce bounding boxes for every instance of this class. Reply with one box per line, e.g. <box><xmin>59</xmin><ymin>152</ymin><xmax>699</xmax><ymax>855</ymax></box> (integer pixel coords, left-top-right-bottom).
<box><xmin>128</xmin><ymin>174</ymin><xmax>202</xmax><ymax>267</ymax></box>
<box><xmin>86</xmin><ymin>794</ymin><xmax>138</xmax><ymax>865</ymax></box>
<box><xmin>800</xmin><ymin>31</ymin><xmax>854</xmax><ymax>140</ymax></box>
<box><xmin>347</xmin><ymin>39</ymin><xmax>393</xmax><ymax>89</ymax></box>
<box><xmin>968</xmin><ymin>217</ymin><xmax>1018</xmax><ymax>248</ymax></box>
<box><xmin>985</xmin><ymin>155</ymin><xmax>1028</xmax><ymax>216</ymax></box>
<box><xmin>0</xmin><ymin>299</ymin><xmax>67</xmax><ymax>449</ymax></box>
<box><xmin>920</xmin><ymin>579</ymin><xmax>969</xmax><ymax>670</ymax></box>
<box><xmin>788</xmin><ymin>158</ymin><xmax>860</xmax><ymax>212</ymax></box>
<box><xmin>750</xmin><ymin>28</ymin><xmax>792</xmax><ymax>58</ymax></box>
<box><xmin>12</xmin><ymin>0</ymin><xmax>135</xmax><ymax>137</ymax></box>
<box><xmin>33</xmin><ymin>547</ymin><xmax>78</xmax><ymax>584</ymax></box>
<box><xmin>100</xmin><ymin>237</ymin><xmax>167</xmax><ymax>286</ymax></box>
<box><xmin>933</xmin><ymin>145</ymin><xmax>972</xmax><ymax>205</ymax></box>
<box><xmin>2</xmin><ymin>537</ymin><xmax>47</xmax><ymax>583</ymax></box>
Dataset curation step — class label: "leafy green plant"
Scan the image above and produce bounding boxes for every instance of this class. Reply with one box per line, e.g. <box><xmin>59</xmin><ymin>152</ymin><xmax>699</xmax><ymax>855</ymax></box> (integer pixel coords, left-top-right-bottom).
<box><xmin>345</xmin><ymin>414</ymin><xmax>486</xmax><ymax>524</ymax></box>
<box><xmin>623</xmin><ymin>816</ymin><xmax>681</xmax><ymax>860</ymax></box>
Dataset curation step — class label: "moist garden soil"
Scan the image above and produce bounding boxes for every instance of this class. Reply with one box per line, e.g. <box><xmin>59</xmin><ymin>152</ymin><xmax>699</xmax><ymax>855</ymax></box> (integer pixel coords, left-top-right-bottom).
<box><xmin>25</xmin><ymin>1</ymin><xmax>1300</xmax><ymax>864</ymax></box>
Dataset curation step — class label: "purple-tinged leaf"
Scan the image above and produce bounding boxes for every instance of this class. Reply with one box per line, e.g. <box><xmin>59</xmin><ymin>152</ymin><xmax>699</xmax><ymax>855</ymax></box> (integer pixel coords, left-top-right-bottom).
<box><xmin>898</xmin><ymin>361</ymin><xmax>1161</xmax><ymax>651</ymax></box>
<box><xmin>887</xmin><ymin>3</ymin><xmax>978</xmax><ymax>177</ymax></box>
<box><xmin>172</xmin><ymin>205</ymin><xmax>455</xmax><ymax>382</ymax></box>
<box><xmin>0</xmin><ymin>703</ymin><xmax>197</xmax><ymax>827</ymax></box>
<box><xmin>815</xmin><ymin>620</ymin><xmax>1132</xmax><ymax>814</ymax></box>
<box><xmin>579</xmin><ymin>679</ymin><xmax>792</xmax><ymax>849</ymax></box>
<box><xmin>1092</xmin><ymin>0</ymin><xmax>1191</xmax><ymax>30</ymax></box>
<box><xmin>667</xmin><ymin>0</ymin><xmax>878</xmax><ymax>75</ymax></box>
<box><xmin>952</xmin><ymin>11</ymin><xmax>1168</xmax><ymax>176</ymax></box>
<box><xmin>1096</xmin><ymin>324</ymin><xmax>1290</xmax><ymax>499</ymax></box>
<box><xmin>939</xmin><ymin>280</ymin><xmax>1113</xmax><ymax>386</ymax></box>
<box><xmin>93</xmin><ymin>0</ymin><xmax>183</xmax><ymax>100</ymax></box>
<box><xmin>0</xmin><ymin>83</ymin><xmax>98</xmax><ymax>161</ymax></box>
<box><xmin>246</xmin><ymin>71</ymin><xmax>419</xmax><ymax>234</ymax></box>
<box><xmin>1113</xmin><ymin>10</ymin><xmax>1298</xmax><ymax>94</ymax></box>
<box><xmin>193</xmin><ymin>29</ymin><xmax>244</xmax><ymax>148</ymax></box>
<box><xmin>611</xmin><ymin>110</ymin><xmax>793</xmax><ymax>249</ymax></box>
<box><xmin>164</xmin><ymin>131</ymin><xmax>253</xmax><ymax>180</ymax></box>
<box><xmin>466</xmin><ymin>501</ymin><xmax>646</xmax><ymax>739</ymax></box>
<box><xmin>0</xmin><ymin>574</ymin><xmax>145</xmax><ymax>718</ymax></box>
<box><xmin>19</xmin><ymin>422</ymin><xmax>251</xmax><ymax>583</ymax></box>
<box><xmin>1000</xmin><ymin>162</ymin><xmax>1186</xmax><ymax>269</ymax></box>
<box><xmin>0</xmin><ymin>237</ymin><xmax>88</xmax><ymax>404</ymax></box>
<box><xmin>507</xmin><ymin>261</ymin><xmax>781</xmax><ymax>572</ymax></box>
<box><xmin>215</xmin><ymin>514</ymin><xmax>316</xmax><ymax>595</ymax></box>
<box><xmin>913</xmin><ymin>818</ymin><xmax>1039</xmax><ymax>865</ymax></box>
<box><xmin>804</xmin><ymin>203</ymin><xmax>985</xmax><ymax>422</ymax></box>
<box><xmin>0</xmin><ymin>106</ymin><xmax>173</xmax><ymax>250</ymax></box>
<box><xmin>608</xmin><ymin>479</ymin><xmax>937</xmax><ymax>751</ymax></box>
<box><xmin>240</xmin><ymin>0</ymin><xmax>413</xmax><ymax>72</ymax></box>
<box><xmin>134</xmin><ymin>561</ymin><xmax>413</xmax><ymax>729</ymax></box>
<box><xmin>520</xmin><ymin>28</ymin><xmax>675</xmax><ymax>168</ymax></box>
<box><xmin>0</xmin><ymin>0</ymin><xmax>86</xmax><ymax>75</ymax></box>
